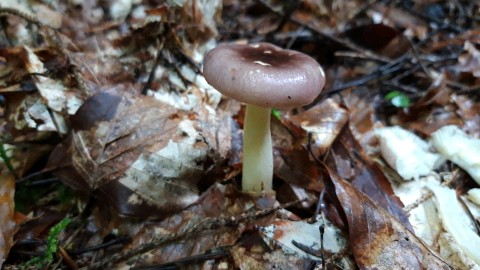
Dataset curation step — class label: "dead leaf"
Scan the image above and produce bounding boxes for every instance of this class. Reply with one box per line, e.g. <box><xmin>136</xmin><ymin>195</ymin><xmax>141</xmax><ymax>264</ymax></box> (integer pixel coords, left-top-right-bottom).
<box><xmin>370</xmin><ymin>3</ymin><xmax>428</xmax><ymax>39</ymax></box>
<box><xmin>285</xmin><ymin>98</ymin><xmax>349</xmax><ymax>157</ymax></box>
<box><xmin>0</xmin><ymin>174</ymin><xmax>16</xmax><ymax>268</ymax></box>
<box><xmin>230</xmin><ymin>245</ymin><xmax>314</xmax><ymax>270</ymax></box>
<box><xmin>344</xmin><ymin>23</ymin><xmax>400</xmax><ymax>51</ymax></box>
<box><xmin>259</xmin><ymin>218</ymin><xmax>347</xmax><ymax>260</ymax></box>
<box><xmin>326</xmin><ymin>124</ymin><xmax>412</xmax><ymax>230</ymax></box>
<box><xmin>320</xmin><ymin>164</ymin><xmax>452</xmax><ymax>269</ymax></box>
<box><xmin>457</xmin><ymin>41</ymin><xmax>480</xmax><ymax>77</ymax></box>
<box><xmin>452</xmin><ymin>94</ymin><xmax>480</xmax><ymax>135</ymax></box>
<box><xmin>115</xmin><ymin>184</ymin><xmax>246</xmax><ymax>268</ymax></box>
<box><xmin>268</xmin><ymin>100</ymin><xmax>348</xmax><ymax>208</ymax></box>
<box><xmin>48</xmin><ymin>88</ymin><xmax>216</xmax><ymax>217</ymax></box>
<box><xmin>398</xmin><ymin>75</ymin><xmax>464</xmax><ymax>136</ymax></box>
<box><xmin>0</xmin><ymin>46</ymin><xmax>86</xmax><ymax>134</ymax></box>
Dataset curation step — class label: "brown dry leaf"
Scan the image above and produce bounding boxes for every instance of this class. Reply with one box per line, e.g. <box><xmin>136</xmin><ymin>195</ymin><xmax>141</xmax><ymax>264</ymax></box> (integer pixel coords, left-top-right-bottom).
<box><xmin>0</xmin><ymin>174</ymin><xmax>16</xmax><ymax>268</ymax></box>
<box><xmin>48</xmin><ymin>88</ymin><xmax>217</xmax><ymax>218</ymax></box>
<box><xmin>344</xmin><ymin>23</ymin><xmax>401</xmax><ymax>52</ymax></box>
<box><xmin>326</xmin><ymin>124</ymin><xmax>411</xmax><ymax>230</ymax></box>
<box><xmin>370</xmin><ymin>3</ymin><xmax>428</xmax><ymax>39</ymax></box>
<box><xmin>456</xmin><ymin>40</ymin><xmax>480</xmax><ymax>77</ymax></box>
<box><xmin>0</xmin><ymin>46</ymin><xmax>86</xmax><ymax>134</ymax></box>
<box><xmin>272</xmin><ymin>115</ymin><xmax>322</xmax><ymax>194</ymax></box>
<box><xmin>452</xmin><ymin>94</ymin><xmax>480</xmax><ymax>135</ymax></box>
<box><xmin>320</xmin><ymin>164</ymin><xmax>452</xmax><ymax>269</ymax></box>
<box><xmin>298</xmin><ymin>0</ymin><xmax>364</xmax><ymax>30</ymax></box>
<box><xmin>398</xmin><ymin>75</ymin><xmax>464</xmax><ymax>136</ymax></box>
<box><xmin>0</xmin><ymin>143</ymin><xmax>52</xmax><ymax>179</ymax></box>
<box><xmin>230</xmin><ymin>245</ymin><xmax>313</xmax><ymax>270</ymax></box>
<box><xmin>343</xmin><ymin>90</ymin><xmax>377</xmax><ymax>137</ymax></box>
<box><xmin>118</xmin><ymin>183</ymin><xmax>245</xmax><ymax>268</ymax></box>
<box><xmin>272</xmin><ymin>99</ymin><xmax>348</xmax><ymax>207</ymax></box>
<box><xmin>13</xmin><ymin>210</ymin><xmax>65</xmax><ymax>248</ymax></box>
<box><xmin>286</xmin><ymin>98</ymin><xmax>349</xmax><ymax>156</ymax></box>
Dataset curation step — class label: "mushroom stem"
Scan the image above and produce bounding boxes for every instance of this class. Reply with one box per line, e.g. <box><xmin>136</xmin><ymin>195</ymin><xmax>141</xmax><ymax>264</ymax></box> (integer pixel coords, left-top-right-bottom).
<box><xmin>242</xmin><ymin>104</ymin><xmax>273</xmax><ymax>194</ymax></box>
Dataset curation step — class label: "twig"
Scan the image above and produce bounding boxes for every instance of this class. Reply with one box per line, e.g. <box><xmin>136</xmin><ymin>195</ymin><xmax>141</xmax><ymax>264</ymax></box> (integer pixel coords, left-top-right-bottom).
<box><xmin>380</xmin><ymin>81</ymin><xmax>421</xmax><ymax>95</ymax></box>
<box><xmin>131</xmin><ymin>248</ymin><xmax>231</xmax><ymax>270</ymax></box>
<box><xmin>87</xmin><ymin>198</ymin><xmax>309</xmax><ymax>269</ymax></box>
<box><xmin>0</xmin><ymin>6</ymin><xmax>43</xmax><ymax>27</ymax></box>
<box><xmin>141</xmin><ymin>38</ymin><xmax>165</xmax><ymax>95</ymax></box>
<box><xmin>446</xmin><ymin>81</ymin><xmax>480</xmax><ymax>96</ymax></box>
<box><xmin>255</xmin><ymin>0</ymin><xmax>391</xmax><ymax>63</ymax></box>
<box><xmin>406</xmin><ymin>37</ymin><xmax>433</xmax><ymax>79</ymax></box>
<box><xmin>404</xmin><ymin>190</ymin><xmax>433</xmax><ymax>213</ymax></box>
<box><xmin>306</xmin><ymin>52</ymin><xmax>410</xmax><ymax>108</ymax></box>
<box><xmin>269</xmin><ymin>1</ymin><xmax>302</xmax><ymax>36</ymax></box>
<box><xmin>69</xmin><ymin>237</ymin><xmax>131</xmax><ymax>255</ymax></box>
<box><xmin>396</xmin><ymin>0</ymin><xmax>464</xmax><ymax>33</ymax></box>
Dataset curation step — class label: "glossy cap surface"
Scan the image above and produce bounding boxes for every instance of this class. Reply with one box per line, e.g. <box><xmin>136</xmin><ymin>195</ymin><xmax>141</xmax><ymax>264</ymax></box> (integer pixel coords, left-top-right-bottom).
<box><xmin>203</xmin><ymin>42</ymin><xmax>325</xmax><ymax>108</ymax></box>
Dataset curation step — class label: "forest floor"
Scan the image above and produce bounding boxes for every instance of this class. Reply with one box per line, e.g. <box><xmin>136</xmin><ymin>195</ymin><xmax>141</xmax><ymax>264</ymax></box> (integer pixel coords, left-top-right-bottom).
<box><xmin>0</xmin><ymin>0</ymin><xmax>480</xmax><ymax>269</ymax></box>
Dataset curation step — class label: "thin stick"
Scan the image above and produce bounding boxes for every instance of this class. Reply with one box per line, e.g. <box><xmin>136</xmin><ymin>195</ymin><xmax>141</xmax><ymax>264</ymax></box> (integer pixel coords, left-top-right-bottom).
<box><xmin>88</xmin><ymin>198</ymin><xmax>309</xmax><ymax>269</ymax></box>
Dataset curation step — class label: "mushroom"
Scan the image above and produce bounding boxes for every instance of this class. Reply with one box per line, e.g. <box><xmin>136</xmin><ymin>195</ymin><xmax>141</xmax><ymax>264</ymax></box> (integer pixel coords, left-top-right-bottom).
<box><xmin>203</xmin><ymin>42</ymin><xmax>325</xmax><ymax>195</ymax></box>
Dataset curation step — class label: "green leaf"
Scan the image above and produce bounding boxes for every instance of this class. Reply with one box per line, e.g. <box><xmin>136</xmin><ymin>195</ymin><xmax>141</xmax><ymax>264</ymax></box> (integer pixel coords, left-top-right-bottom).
<box><xmin>23</xmin><ymin>217</ymin><xmax>72</xmax><ymax>268</ymax></box>
<box><xmin>385</xmin><ymin>91</ymin><xmax>411</xmax><ymax>108</ymax></box>
<box><xmin>0</xmin><ymin>143</ymin><xmax>15</xmax><ymax>174</ymax></box>
<box><xmin>271</xmin><ymin>108</ymin><xmax>281</xmax><ymax>120</ymax></box>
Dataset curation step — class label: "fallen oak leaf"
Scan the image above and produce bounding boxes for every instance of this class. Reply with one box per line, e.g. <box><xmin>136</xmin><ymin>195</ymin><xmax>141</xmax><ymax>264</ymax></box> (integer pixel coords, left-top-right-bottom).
<box><xmin>319</xmin><ymin>163</ymin><xmax>452</xmax><ymax>269</ymax></box>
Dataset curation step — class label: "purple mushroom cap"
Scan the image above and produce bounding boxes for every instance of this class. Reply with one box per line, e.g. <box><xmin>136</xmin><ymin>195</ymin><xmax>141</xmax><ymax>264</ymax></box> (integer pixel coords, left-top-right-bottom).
<box><xmin>203</xmin><ymin>42</ymin><xmax>325</xmax><ymax>108</ymax></box>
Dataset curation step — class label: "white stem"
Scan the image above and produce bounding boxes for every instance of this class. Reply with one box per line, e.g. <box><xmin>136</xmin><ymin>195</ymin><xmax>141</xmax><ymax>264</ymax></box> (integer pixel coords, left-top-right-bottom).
<box><xmin>242</xmin><ymin>104</ymin><xmax>273</xmax><ymax>194</ymax></box>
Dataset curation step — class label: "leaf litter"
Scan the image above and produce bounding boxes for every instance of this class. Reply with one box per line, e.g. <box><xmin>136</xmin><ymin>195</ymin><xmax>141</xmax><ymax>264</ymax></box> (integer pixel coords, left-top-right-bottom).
<box><xmin>0</xmin><ymin>0</ymin><xmax>479</xmax><ymax>269</ymax></box>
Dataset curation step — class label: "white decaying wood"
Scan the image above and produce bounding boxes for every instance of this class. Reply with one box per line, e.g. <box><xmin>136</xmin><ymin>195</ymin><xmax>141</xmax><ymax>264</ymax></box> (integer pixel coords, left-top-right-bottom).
<box><xmin>374</xmin><ymin>126</ymin><xmax>443</xmax><ymax>180</ymax></box>
<box><xmin>431</xmin><ymin>125</ymin><xmax>480</xmax><ymax>185</ymax></box>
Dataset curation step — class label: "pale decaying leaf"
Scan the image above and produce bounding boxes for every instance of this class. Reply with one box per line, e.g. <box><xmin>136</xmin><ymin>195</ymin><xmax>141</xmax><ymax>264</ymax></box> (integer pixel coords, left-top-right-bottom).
<box><xmin>177</xmin><ymin>0</ymin><xmax>222</xmax><ymax>37</ymax></box>
<box><xmin>23</xmin><ymin>47</ymin><xmax>84</xmax><ymax>115</ymax></box>
<box><xmin>119</xmin><ymin>119</ymin><xmax>206</xmax><ymax>209</ymax></box>
<box><xmin>0</xmin><ymin>46</ymin><xmax>85</xmax><ymax>133</ymax></box>
<box><xmin>149</xmin><ymin>53</ymin><xmax>222</xmax><ymax>111</ymax></box>
<box><xmin>0</xmin><ymin>174</ymin><xmax>16</xmax><ymax>269</ymax></box>
<box><xmin>259</xmin><ymin>216</ymin><xmax>349</xmax><ymax>265</ymax></box>
<box><xmin>230</xmin><ymin>246</ymin><xmax>315</xmax><ymax>270</ymax></box>
<box><xmin>13</xmin><ymin>94</ymin><xmax>68</xmax><ymax>133</ymax></box>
